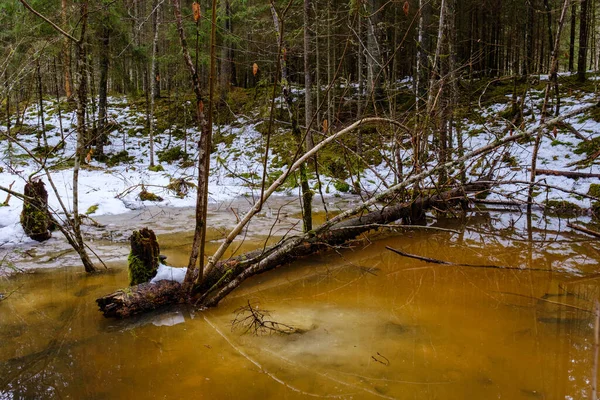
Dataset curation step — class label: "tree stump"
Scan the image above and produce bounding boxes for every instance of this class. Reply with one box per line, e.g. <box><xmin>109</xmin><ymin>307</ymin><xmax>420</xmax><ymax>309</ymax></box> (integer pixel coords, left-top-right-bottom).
<box><xmin>20</xmin><ymin>179</ymin><xmax>51</xmax><ymax>242</ymax></box>
<box><xmin>128</xmin><ymin>228</ymin><xmax>160</xmax><ymax>285</ymax></box>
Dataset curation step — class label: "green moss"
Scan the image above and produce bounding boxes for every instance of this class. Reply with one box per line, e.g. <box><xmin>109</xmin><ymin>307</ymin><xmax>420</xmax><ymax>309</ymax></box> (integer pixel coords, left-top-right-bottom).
<box><xmin>157</xmin><ymin>146</ymin><xmax>189</xmax><ymax>164</ymax></box>
<box><xmin>543</xmin><ymin>199</ymin><xmax>582</xmax><ymax>217</ymax></box>
<box><xmin>148</xmin><ymin>164</ymin><xmax>165</xmax><ymax>172</ymax></box>
<box><xmin>128</xmin><ymin>254</ymin><xmax>156</xmax><ymax>286</ymax></box>
<box><xmin>128</xmin><ymin>229</ymin><xmax>160</xmax><ymax>285</ymax></box>
<box><xmin>588</xmin><ymin>184</ymin><xmax>600</xmax><ymax>199</ymax></box>
<box><xmin>106</xmin><ymin>150</ymin><xmax>135</xmax><ymax>167</ymax></box>
<box><xmin>20</xmin><ymin>205</ymin><xmax>50</xmax><ymax>239</ymax></box>
<box><xmin>86</xmin><ymin>204</ymin><xmax>99</xmax><ymax>215</ymax></box>
<box><xmin>574</xmin><ymin>137</ymin><xmax>600</xmax><ymax>157</ymax></box>
<box><xmin>139</xmin><ymin>189</ymin><xmax>163</xmax><ymax>202</ymax></box>
<box><xmin>334</xmin><ymin>180</ymin><xmax>351</xmax><ymax>193</ymax></box>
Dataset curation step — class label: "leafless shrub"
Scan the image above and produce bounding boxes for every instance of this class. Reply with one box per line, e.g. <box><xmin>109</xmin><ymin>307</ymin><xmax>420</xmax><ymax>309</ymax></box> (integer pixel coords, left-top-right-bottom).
<box><xmin>231</xmin><ymin>300</ymin><xmax>296</xmax><ymax>335</ymax></box>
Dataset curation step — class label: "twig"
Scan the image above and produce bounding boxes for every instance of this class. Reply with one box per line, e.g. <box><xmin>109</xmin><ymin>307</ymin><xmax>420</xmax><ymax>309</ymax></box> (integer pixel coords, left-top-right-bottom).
<box><xmin>1</xmin><ymin>181</ymin><xmax>15</xmax><ymax>206</ymax></box>
<box><xmin>18</xmin><ymin>0</ymin><xmax>79</xmax><ymax>42</ymax></box>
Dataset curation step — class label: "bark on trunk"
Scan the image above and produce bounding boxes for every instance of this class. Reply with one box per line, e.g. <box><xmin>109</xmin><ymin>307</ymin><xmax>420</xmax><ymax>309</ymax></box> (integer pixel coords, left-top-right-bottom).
<box><xmin>97</xmin><ymin>22</ymin><xmax>110</xmax><ymax>156</ymax></box>
<box><xmin>578</xmin><ymin>0</ymin><xmax>590</xmax><ymax>82</ymax></box>
<box><xmin>97</xmin><ymin>186</ymin><xmax>472</xmax><ymax>318</ymax></box>
<box><xmin>61</xmin><ymin>0</ymin><xmax>73</xmax><ymax>99</ymax></box>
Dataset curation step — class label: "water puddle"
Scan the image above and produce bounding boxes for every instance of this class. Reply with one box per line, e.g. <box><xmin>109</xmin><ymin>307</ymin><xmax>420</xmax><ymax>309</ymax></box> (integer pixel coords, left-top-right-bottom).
<box><xmin>1</xmin><ymin>210</ymin><xmax>599</xmax><ymax>399</ymax></box>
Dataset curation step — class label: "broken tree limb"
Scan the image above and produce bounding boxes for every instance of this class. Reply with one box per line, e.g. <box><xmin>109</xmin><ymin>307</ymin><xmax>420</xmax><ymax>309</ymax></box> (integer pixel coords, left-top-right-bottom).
<box><xmin>97</xmin><ymin>184</ymin><xmax>473</xmax><ymax>317</ymax></box>
<box><xmin>568</xmin><ymin>223</ymin><xmax>600</xmax><ymax>238</ymax></box>
<box><xmin>96</xmin><ymin>102</ymin><xmax>600</xmax><ymax>317</ymax></box>
<box><xmin>96</xmin><ymin>280</ymin><xmax>183</xmax><ymax>318</ymax></box>
<box><xmin>201</xmin><ymin>117</ymin><xmax>411</xmax><ymax>283</ymax></box>
<box><xmin>386</xmin><ymin>246</ymin><xmax>549</xmax><ymax>272</ymax></box>
<box><xmin>202</xmin><ymin>103</ymin><xmax>598</xmax><ymax>288</ymax></box>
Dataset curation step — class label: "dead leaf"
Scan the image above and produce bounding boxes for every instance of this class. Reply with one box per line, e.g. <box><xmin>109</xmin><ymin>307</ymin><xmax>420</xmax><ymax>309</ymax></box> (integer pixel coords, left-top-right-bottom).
<box><xmin>192</xmin><ymin>2</ymin><xmax>201</xmax><ymax>22</ymax></box>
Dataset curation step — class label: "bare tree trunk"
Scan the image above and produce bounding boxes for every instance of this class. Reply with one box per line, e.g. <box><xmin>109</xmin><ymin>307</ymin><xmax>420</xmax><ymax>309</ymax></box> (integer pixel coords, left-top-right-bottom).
<box><xmin>366</xmin><ymin>0</ymin><xmax>382</xmax><ymax>98</ymax></box>
<box><xmin>4</xmin><ymin>71</ymin><xmax>11</xmax><ymax>167</ymax></box>
<box><xmin>97</xmin><ymin>20</ymin><xmax>110</xmax><ymax>156</ymax></box>
<box><xmin>271</xmin><ymin>1</ymin><xmax>313</xmax><ymax>234</ymax></box>
<box><xmin>61</xmin><ymin>0</ymin><xmax>73</xmax><ymax>99</ymax></box>
<box><xmin>172</xmin><ymin>0</ymin><xmax>211</xmax><ymax>288</ymax></box>
<box><xmin>53</xmin><ymin>58</ymin><xmax>65</xmax><ymax>143</ymax></box>
<box><xmin>36</xmin><ymin>61</ymin><xmax>47</xmax><ymax>149</ymax></box>
<box><xmin>326</xmin><ymin>1</ymin><xmax>333</xmax><ymax>131</ymax></box>
<box><xmin>73</xmin><ymin>1</ymin><xmax>97</xmax><ymax>273</ymax></box>
<box><xmin>356</xmin><ymin>9</ymin><xmax>364</xmax><ymax>158</ymax></box>
<box><xmin>578</xmin><ymin>0</ymin><xmax>590</xmax><ymax>81</ymax></box>
<box><xmin>528</xmin><ymin>0</ymin><xmax>571</xmax><ymax>213</ymax></box>
<box><xmin>570</xmin><ymin>1</ymin><xmax>577</xmax><ymax>71</ymax></box>
<box><xmin>220</xmin><ymin>0</ymin><xmax>232</xmax><ymax>102</ymax></box>
<box><xmin>304</xmin><ymin>0</ymin><xmax>313</xmax><ymax>150</ymax></box>
<box><xmin>17</xmin><ymin>0</ymin><xmax>99</xmax><ymax>273</ymax></box>
<box><xmin>148</xmin><ymin>0</ymin><xmax>160</xmax><ymax>167</ymax></box>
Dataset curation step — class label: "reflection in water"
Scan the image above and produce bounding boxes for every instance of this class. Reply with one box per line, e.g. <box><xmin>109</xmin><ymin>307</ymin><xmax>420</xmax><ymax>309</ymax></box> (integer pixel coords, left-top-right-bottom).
<box><xmin>1</xmin><ymin>212</ymin><xmax>599</xmax><ymax>399</ymax></box>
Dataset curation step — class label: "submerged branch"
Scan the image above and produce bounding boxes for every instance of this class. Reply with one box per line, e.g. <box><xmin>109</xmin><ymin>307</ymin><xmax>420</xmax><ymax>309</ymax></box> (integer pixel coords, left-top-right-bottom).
<box><xmin>386</xmin><ymin>246</ymin><xmax>549</xmax><ymax>272</ymax></box>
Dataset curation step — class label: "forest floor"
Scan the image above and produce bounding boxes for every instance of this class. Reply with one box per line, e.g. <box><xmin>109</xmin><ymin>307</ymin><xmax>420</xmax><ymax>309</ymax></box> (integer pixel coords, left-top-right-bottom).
<box><xmin>1</xmin><ymin>74</ymin><xmax>600</xmax><ymax>274</ymax></box>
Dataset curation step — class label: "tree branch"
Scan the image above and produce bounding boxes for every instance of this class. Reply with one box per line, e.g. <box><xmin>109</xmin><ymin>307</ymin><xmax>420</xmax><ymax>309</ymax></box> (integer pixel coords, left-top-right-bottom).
<box><xmin>18</xmin><ymin>0</ymin><xmax>79</xmax><ymax>43</ymax></box>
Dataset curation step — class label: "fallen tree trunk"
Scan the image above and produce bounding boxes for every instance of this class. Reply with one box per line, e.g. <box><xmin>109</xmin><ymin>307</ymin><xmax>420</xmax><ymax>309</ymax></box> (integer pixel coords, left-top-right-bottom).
<box><xmin>97</xmin><ymin>185</ymin><xmax>472</xmax><ymax>317</ymax></box>
<box><xmin>96</xmin><ymin>101</ymin><xmax>600</xmax><ymax>318</ymax></box>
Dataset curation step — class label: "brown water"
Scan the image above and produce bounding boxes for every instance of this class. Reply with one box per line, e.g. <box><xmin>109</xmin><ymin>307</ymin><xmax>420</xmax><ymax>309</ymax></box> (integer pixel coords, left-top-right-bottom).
<box><xmin>1</xmin><ymin>211</ymin><xmax>600</xmax><ymax>399</ymax></box>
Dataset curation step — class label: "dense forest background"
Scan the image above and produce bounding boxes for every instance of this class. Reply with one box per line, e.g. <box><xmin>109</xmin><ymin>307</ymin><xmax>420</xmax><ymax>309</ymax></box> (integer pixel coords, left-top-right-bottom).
<box><xmin>1</xmin><ymin>0</ymin><xmax>600</xmax><ymax>281</ymax></box>
<box><xmin>1</xmin><ymin>0</ymin><xmax>597</xmax><ymax>131</ymax></box>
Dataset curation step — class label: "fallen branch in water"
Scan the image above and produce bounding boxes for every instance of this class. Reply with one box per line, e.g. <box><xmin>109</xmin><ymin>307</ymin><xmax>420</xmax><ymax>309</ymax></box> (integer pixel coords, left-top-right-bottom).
<box><xmin>568</xmin><ymin>223</ymin><xmax>600</xmax><ymax>238</ymax></box>
<box><xmin>97</xmin><ymin>185</ymin><xmax>474</xmax><ymax>317</ymax></box>
<box><xmin>330</xmin><ymin>224</ymin><xmax>460</xmax><ymax>235</ymax></box>
<box><xmin>385</xmin><ymin>246</ymin><xmax>549</xmax><ymax>272</ymax></box>
<box><xmin>495</xmin><ymin>291</ymin><xmax>593</xmax><ymax>313</ymax></box>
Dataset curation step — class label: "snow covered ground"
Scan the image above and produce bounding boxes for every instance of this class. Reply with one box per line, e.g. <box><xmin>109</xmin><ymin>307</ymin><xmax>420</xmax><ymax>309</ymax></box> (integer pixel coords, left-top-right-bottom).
<box><xmin>0</xmin><ymin>86</ymin><xmax>599</xmax><ymax>270</ymax></box>
<box><xmin>0</xmin><ymin>97</ymin><xmax>308</xmax><ymax>246</ymax></box>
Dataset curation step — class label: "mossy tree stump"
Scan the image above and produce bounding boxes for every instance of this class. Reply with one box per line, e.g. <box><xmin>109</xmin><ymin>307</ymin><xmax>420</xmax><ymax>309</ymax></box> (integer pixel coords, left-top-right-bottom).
<box><xmin>20</xmin><ymin>179</ymin><xmax>52</xmax><ymax>242</ymax></box>
<box><xmin>128</xmin><ymin>228</ymin><xmax>160</xmax><ymax>285</ymax></box>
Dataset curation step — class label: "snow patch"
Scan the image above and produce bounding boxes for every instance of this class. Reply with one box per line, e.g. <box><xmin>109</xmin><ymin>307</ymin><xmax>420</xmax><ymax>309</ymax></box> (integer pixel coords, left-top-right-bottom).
<box><xmin>151</xmin><ymin>263</ymin><xmax>187</xmax><ymax>284</ymax></box>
